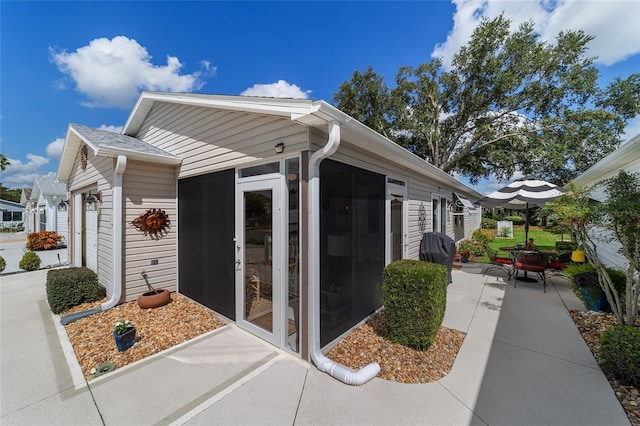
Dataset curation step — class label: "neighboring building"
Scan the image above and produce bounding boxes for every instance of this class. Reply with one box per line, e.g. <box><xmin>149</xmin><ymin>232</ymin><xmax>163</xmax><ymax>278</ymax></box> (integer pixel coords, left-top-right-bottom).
<box><xmin>20</xmin><ymin>187</ymin><xmax>32</xmax><ymax>205</ymax></box>
<box><xmin>0</xmin><ymin>199</ymin><xmax>24</xmax><ymax>229</ymax></box>
<box><xmin>26</xmin><ymin>176</ymin><xmax>69</xmax><ymax>243</ymax></box>
<box><xmin>56</xmin><ymin>92</ymin><xmax>482</xmax><ymax>363</ymax></box>
<box><xmin>572</xmin><ymin>133</ymin><xmax>640</xmax><ymax>270</ymax></box>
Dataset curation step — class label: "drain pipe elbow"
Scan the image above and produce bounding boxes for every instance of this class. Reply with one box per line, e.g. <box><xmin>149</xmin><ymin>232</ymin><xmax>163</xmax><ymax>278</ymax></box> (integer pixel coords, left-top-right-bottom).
<box><xmin>308</xmin><ymin>121</ymin><xmax>380</xmax><ymax>385</ymax></box>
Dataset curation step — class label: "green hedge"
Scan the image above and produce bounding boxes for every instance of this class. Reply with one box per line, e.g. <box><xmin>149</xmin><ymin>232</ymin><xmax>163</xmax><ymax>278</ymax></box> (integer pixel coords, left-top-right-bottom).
<box><xmin>600</xmin><ymin>326</ymin><xmax>640</xmax><ymax>387</ymax></box>
<box><xmin>481</xmin><ymin>218</ymin><xmax>498</xmax><ymax>229</ymax></box>
<box><xmin>46</xmin><ymin>267</ymin><xmax>100</xmax><ymax>314</ymax></box>
<box><xmin>382</xmin><ymin>260</ymin><xmax>447</xmax><ymax>350</ymax></box>
<box><xmin>504</xmin><ymin>215</ymin><xmax>524</xmax><ymax>225</ymax></box>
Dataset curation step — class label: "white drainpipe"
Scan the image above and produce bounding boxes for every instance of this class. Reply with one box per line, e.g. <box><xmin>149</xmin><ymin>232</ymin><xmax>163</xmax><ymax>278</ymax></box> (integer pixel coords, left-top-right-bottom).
<box><xmin>308</xmin><ymin>121</ymin><xmax>381</xmax><ymax>385</ymax></box>
<box><xmin>61</xmin><ymin>154</ymin><xmax>128</xmax><ymax>325</ymax></box>
<box><xmin>101</xmin><ymin>154</ymin><xmax>127</xmax><ymax>311</ymax></box>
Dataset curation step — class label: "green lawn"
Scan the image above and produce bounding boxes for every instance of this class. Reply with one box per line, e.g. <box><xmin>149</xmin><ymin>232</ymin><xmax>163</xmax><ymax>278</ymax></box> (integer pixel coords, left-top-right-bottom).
<box><xmin>476</xmin><ymin>226</ymin><xmax>571</xmax><ymax>263</ymax></box>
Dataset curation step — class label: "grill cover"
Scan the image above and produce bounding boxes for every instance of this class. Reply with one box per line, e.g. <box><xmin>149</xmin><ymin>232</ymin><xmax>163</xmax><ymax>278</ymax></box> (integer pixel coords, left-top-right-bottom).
<box><xmin>419</xmin><ymin>232</ymin><xmax>455</xmax><ymax>283</ymax></box>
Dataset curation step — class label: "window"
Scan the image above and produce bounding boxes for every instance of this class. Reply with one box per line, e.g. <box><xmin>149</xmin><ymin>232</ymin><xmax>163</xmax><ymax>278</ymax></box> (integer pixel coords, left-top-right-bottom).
<box><xmin>238</xmin><ymin>162</ymin><xmax>280</xmax><ymax>178</ymax></box>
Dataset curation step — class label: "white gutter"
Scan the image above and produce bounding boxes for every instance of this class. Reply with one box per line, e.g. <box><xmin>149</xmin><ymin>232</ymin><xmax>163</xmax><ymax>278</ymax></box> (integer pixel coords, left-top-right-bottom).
<box><xmin>101</xmin><ymin>155</ymin><xmax>127</xmax><ymax>310</ymax></box>
<box><xmin>308</xmin><ymin>121</ymin><xmax>381</xmax><ymax>385</ymax></box>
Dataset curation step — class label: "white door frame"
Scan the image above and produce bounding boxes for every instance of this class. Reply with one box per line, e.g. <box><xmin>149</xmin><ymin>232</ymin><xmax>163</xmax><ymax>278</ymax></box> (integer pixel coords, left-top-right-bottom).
<box><xmin>386</xmin><ymin>178</ymin><xmax>408</xmax><ymax>264</ymax></box>
<box><xmin>235</xmin><ymin>176</ymin><xmax>285</xmax><ymax>347</ymax></box>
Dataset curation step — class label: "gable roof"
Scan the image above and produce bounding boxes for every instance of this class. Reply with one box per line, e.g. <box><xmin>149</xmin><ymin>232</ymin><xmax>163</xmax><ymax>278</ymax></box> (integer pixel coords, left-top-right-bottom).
<box><xmin>57</xmin><ymin>124</ymin><xmax>181</xmax><ymax>182</ymax></box>
<box><xmin>123</xmin><ymin>91</ymin><xmax>483</xmax><ymax>200</ymax></box>
<box><xmin>31</xmin><ymin>176</ymin><xmax>67</xmax><ymax>201</ymax></box>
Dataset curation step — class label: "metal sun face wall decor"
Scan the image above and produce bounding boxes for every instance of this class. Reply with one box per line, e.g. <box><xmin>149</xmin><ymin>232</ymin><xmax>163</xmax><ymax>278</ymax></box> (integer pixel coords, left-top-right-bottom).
<box><xmin>131</xmin><ymin>208</ymin><xmax>171</xmax><ymax>238</ymax></box>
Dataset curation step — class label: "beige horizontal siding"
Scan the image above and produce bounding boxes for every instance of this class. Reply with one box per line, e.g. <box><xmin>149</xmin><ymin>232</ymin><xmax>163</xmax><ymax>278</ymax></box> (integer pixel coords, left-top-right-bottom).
<box><xmin>135</xmin><ymin>103</ymin><xmax>309</xmax><ymax>179</ymax></box>
<box><xmin>66</xmin><ymin>147</ymin><xmax>115</xmax><ymax>293</ymax></box>
<box><xmin>122</xmin><ymin>160</ymin><xmax>178</xmax><ymax>301</ymax></box>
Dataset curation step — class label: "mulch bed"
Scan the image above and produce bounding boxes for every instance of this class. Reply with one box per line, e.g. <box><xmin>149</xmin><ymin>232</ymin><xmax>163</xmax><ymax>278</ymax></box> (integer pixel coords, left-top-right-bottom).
<box><xmin>570</xmin><ymin>310</ymin><xmax>640</xmax><ymax>425</ymax></box>
<box><xmin>327</xmin><ymin>311</ymin><xmax>466</xmax><ymax>383</ymax></box>
<box><xmin>62</xmin><ymin>294</ymin><xmax>226</xmax><ymax>380</ymax></box>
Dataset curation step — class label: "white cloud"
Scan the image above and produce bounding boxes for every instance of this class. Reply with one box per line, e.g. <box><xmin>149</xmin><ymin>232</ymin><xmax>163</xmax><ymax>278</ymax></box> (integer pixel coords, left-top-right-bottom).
<box><xmin>98</xmin><ymin>124</ymin><xmax>123</xmax><ymax>133</ymax></box>
<box><xmin>46</xmin><ymin>138</ymin><xmax>65</xmax><ymax>158</ymax></box>
<box><xmin>240</xmin><ymin>80</ymin><xmax>312</xmax><ymax>99</ymax></box>
<box><xmin>622</xmin><ymin>116</ymin><xmax>640</xmax><ymax>142</ymax></box>
<box><xmin>433</xmin><ymin>0</ymin><xmax>640</xmax><ymax>68</ymax></box>
<box><xmin>0</xmin><ymin>154</ymin><xmax>51</xmax><ymax>189</ymax></box>
<box><xmin>50</xmin><ymin>36</ymin><xmax>215</xmax><ymax>108</ymax></box>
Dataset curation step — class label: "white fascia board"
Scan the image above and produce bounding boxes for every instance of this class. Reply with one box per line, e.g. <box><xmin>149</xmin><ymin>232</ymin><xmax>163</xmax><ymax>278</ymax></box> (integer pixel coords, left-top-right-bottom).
<box><xmin>124</xmin><ymin>91</ymin><xmax>315</xmax><ymax>136</ymax></box>
<box><xmin>95</xmin><ymin>146</ymin><xmax>182</xmax><ymax>165</ymax></box>
<box><xmin>56</xmin><ymin>125</ymin><xmax>90</xmax><ymax>183</ymax></box>
<box><xmin>306</xmin><ymin>102</ymin><xmax>484</xmax><ymax>200</ymax></box>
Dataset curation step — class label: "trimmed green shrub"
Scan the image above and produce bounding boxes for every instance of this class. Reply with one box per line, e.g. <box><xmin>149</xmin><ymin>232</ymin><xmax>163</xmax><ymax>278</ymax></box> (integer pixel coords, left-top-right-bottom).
<box><xmin>472</xmin><ymin>228</ymin><xmax>495</xmax><ymax>243</ymax></box>
<box><xmin>0</xmin><ymin>256</ymin><xmax>5</xmax><ymax>272</ymax></box>
<box><xmin>19</xmin><ymin>251</ymin><xmax>41</xmax><ymax>271</ymax></box>
<box><xmin>481</xmin><ymin>218</ymin><xmax>498</xmax><ymax>229</ymax></box>
<box><xmin>382</xmin><ymin>260</ymin><xmax>447</xmax><ymax>350</ymax></box>
<box><xmin>457</xmin><ymin>239</ymin><xmax>484</xmax><ymax>257</ymax></box>
<box><xmin>505</xmin><ymin>215</ymin><xmax>524</xmax><ymax>225</ymax></box>
<box><xmin>46</xmin><ymin>267</ymin><xmax>100</xmax><ymax>314</ymax></box>
<box><xmin>600</xmin><ymin>326</ymin><xmax>640</xmax><ymax>387</ymax></box>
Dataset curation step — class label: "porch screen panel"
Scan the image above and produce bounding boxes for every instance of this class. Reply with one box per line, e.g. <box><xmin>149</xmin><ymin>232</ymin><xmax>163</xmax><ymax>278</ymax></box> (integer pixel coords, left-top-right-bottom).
<box><xmin>178</xmin><ymin>169</ymin><xmax>235</xmax><ymax>320</ymax></box>
<box><xmin>319</xmin><ymin>160</ymin><xmax>385</xmax><ymax>347</ymax></box>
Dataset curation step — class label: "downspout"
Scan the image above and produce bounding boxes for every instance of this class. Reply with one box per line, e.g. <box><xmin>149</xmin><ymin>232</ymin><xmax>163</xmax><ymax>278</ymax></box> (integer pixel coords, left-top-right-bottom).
<box><xmin>308</xmin><ymin>121</ymin><xmax>380</xmax><ymax>385</ymax></box>
<box><xmin>61</xmin><ymin>155</ymin><xmax>127</xmax><ymax>325</ymax></box>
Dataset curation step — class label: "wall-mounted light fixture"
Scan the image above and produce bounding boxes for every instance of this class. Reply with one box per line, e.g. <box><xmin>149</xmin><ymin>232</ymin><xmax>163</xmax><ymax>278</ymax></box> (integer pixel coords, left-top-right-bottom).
<box><xmin>274</xmin><ymin>142</ymin><xmax>285</xmax><ymax>154</ymax></box>
<box><xmin>58</xmin><ymin>200</ymin><xmax>68</xmax><ymax>212</ymax></box>
<box><xmin>84</xmin><ymin>193</ymin><xmax>100</xmax><ymax>211</ymax></box>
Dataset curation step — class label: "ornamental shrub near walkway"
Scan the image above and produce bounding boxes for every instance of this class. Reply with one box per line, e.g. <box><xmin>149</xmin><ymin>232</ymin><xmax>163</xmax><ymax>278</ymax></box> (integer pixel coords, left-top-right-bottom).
<box><xmin>382</xmin><ymin>260</ymin><xmax>447</xmax><ymax>350</ymax></box>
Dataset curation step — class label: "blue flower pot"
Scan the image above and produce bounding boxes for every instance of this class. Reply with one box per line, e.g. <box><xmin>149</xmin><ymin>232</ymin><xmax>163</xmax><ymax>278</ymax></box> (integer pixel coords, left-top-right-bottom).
<box><xmin>114</xmin><ymin>327</ymin><xmax>136</xmax><ymax>352</ymax></box>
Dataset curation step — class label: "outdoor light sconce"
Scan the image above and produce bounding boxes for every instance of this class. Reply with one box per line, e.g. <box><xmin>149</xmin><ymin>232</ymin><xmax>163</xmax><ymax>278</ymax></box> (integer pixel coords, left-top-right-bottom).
<box><xmin>274</xmin><ymin>142</ymin><xmax>285</xmax><ymax>154</ymax></box>
<box><xmin>84</xmin><ymin>193</ymin><xmax>100</xmax><ymax>211</ymax></box>
<box><xmin>58</xmin><ymin>200</ymin><xmax>68</xmax><ymax>212</ymax></box>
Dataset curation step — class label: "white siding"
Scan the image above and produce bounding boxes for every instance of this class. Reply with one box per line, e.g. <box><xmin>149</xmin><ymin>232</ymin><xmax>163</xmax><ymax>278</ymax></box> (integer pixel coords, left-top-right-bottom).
<box><xmin>135</xmin><ymin>103</ymin><xmax>309</xmax><ymax>177</ymax></box>
<box><xmin>67</xmin><ymin>147</ymin><xmax>115</xmax><ymax>295</ymax></box>
<box><xmin>573</xmin><ymin>139</ymin><xmax>640</xmax><ymax>271</ymax></box>
<box><xmin>123</xmin><ymin>161</ymin><xmax>178</xmax><ymax>300</ymax></box>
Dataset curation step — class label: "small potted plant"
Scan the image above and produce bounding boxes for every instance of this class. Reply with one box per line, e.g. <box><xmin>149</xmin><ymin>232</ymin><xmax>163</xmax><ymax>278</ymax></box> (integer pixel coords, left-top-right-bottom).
<box><xmin>113</xmin><ymin>320</ymin><xmax>136</xmax><ymax>352</ymax></box>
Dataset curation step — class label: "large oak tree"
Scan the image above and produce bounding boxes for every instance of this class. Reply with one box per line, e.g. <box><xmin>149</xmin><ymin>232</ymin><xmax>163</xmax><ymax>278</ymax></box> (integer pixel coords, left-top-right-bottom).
<box><xmin>333</xmin><ymin>15</ymin><xmax>639</xmax><ymax>185</ymax></box>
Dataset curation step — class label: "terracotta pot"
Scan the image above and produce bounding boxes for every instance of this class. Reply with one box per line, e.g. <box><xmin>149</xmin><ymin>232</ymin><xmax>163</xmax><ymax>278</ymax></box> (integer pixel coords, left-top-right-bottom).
<box><xmin>137</xmin><ymin>289</ymin><xmax>171</xmax><ymax>309</ymax></box>
<box><xmin>454</xmin><ymin>253</ymin><xmax>461</xmax><ymax>262</ymax></box>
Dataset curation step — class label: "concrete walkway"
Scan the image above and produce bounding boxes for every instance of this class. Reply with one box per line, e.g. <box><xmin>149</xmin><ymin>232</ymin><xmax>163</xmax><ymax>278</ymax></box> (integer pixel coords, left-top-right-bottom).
<box><xmin>0</xmin><ymin>266</ymin><xmax>630</xmax><ymax>425</ymax></box>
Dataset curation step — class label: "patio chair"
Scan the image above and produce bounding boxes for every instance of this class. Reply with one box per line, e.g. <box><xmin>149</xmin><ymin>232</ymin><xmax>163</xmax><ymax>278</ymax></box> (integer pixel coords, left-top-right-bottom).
<box><xmin>513</xmin><ymin>250</ymin><xmax>549</xmax><ymax>292</ymax></box>
<box><xmin>482</xmin><ymin>243</ymin><xmax>513</xmax><ymax>279</ymax></box>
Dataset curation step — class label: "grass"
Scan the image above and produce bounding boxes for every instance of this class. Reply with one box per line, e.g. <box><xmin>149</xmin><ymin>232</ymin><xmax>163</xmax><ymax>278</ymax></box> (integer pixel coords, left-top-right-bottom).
<box><xmin>475</xmin><ymin>226</ymin><xmax>571</xmax><ymax>263</ymax></box>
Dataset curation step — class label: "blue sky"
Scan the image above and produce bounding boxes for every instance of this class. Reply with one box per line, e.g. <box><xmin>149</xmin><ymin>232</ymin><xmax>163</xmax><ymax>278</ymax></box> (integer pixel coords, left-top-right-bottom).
<box><xmin>2</xmin><ymin>0</ymin><xmax>639</xmax><ymax>195</ymax></box>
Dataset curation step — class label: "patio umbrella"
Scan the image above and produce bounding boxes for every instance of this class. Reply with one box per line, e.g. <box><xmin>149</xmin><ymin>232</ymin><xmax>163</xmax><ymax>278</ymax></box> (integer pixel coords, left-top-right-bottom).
<box><xmin>479</xmin><ymin>176</ymin><xmax>564</xmax><ymax>244</ymax></box>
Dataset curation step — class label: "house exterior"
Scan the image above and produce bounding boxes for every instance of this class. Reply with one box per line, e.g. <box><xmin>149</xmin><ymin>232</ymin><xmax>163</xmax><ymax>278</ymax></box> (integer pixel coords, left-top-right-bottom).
<box><xmin>25</xmin><ymin>177</ymin><xmax>69</xmax><ymax>243</ymax></box>
<box><xmin>56</xmin><ymin>92</ymin><xmax>482</xmax><ymax>364</ymax></box>
<box><xmin>0</xmin><ymin>199</ymin><xmax>24</xmax><ymax>229</ymax></box>
<box><xmin>572</xmin><ymin>133</ymin><xmax>640</xmax><ymax>270</ymax></box>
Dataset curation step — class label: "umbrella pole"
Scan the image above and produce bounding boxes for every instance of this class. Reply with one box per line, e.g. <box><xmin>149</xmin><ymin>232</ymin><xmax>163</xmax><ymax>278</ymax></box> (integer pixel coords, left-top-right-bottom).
<box><xmin>525</xmin><ymin>203</ymin><xmax>529</xmax><ymax>245</ymax></box>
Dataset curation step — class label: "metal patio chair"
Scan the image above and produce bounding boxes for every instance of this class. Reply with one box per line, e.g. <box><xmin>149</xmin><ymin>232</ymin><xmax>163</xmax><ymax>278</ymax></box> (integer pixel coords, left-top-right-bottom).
<box><xmin>513</xmin><ymin>250</ymin><xmax>549</xmax><ymax>292</ymax></box>
<box><xmin>482</xmin><ymin>242</ymin><xmax>514</xmax><ymax>279</ymax></box>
